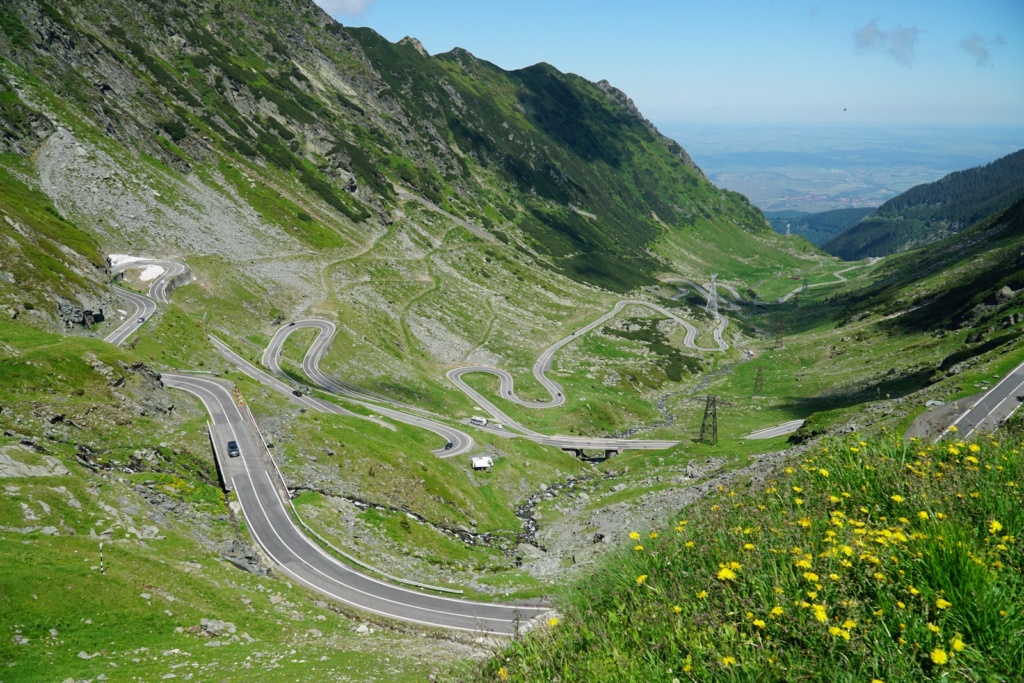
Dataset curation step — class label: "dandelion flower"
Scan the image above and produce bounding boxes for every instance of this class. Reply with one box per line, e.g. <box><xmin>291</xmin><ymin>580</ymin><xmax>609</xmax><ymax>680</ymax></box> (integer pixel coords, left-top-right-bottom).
<box><xmin>828</xmin><ymin>626</ymin><xmax>850</xmax><ymax>640</ymax></box>
<box><xmin>803</xmin><ymin>572</ymin><xmax>820</xmax><ymax>583</ymax></box>
<box><xmin>753</xmin><ymin>619</ymin><xmax>766</xmax><ymax>629</ymax></box>
<box><xmin>951</xmin><ymin>635</ymin><xmax>965</xmax><ymax>652</ymax></box>
<box><xmin>842</xmin><ymin>619</ymin><xmax>857</xmax><ymax>629</ymax></box>
<box><xmin>794</xmin><ymin>498</ymin><xmax>804</xmax><ymax>506</ymax></box>
<box><xmin>636</xmin><ymin>574</ymin><xmax>648</xmax><ymax>585</ymax></box>
<box><xmin>696</xmin><ymin>590</ymin><xmax>708</xmax><ymax>599</ymax></box>
<box><xmin>722</xmin><ymin>656</ymin><xmax>737</xmax><ymax>667</ymax></box>
<box><xmin>717</xmin><ymin>567</ymin><xmax>737</xmax><ymax>581</ymax></box>
<box><xmin>797</xmin><ymin>517</ymin><xmax>812</xmax><ymax>528</ymax></box>
<box><xmin>936</xmin><ymin>597</ymin><xmax>952</xmax><ymax>610</ymax></box>
<box><xmin>989</xmin><ymin>520</ymin><xmax>1003</xmax><ymax>535</ymax></box>
<box><xmin>649</xmin><ymin>531</ymin><xmax>658</xmax><ymax>539</ymax></box>
<box><xmin>812</xmin><ymin>604</ymin><xmax>828</xmax><ymax>623</ymax></box>
<box><xmin>634</xmin><ymin>544</ymin><xmax>644</xmax><ymax>551</ymax></box>
<box><xmin>818</xmin><ymin>468</ymin><xmax>830</xmax><ymax>477</ymax></box>
<box><xmin>770</xmin><ymin>606</ymin><xmax>784</xmax><ymax>616</ymax></box>
<box><xmin>829</xmin><ymin>573</ymin><xmax>841</xmax><ymax>581</ymax></box>
<box><xmin>891</xmin><ymin>495</ymin><xmax>905</xmax><ymax>503</ymax></box>
<box><xmin>498</xmin><ymin>666</ymin><xmax>509</xmax><ymax>681</ymax></box>
<box><xmin>948</xmin><ymin>426</ymin><xmax>958</xmax><ymax>433</ymax></box>
<box><xmin>629</xmin><ymin>531</ymin><xmax>640</xmax><ymax>540</ymax></box>
<box><xmin>968</xmin><ymin>443</ymin><xmax>981</xmax><ymax>453</ymax></box>
<box><xmin>685</xmin><ymin>541</ymin><xmax>695</xmax><ymax>548</ymax></box>
<box><xmin>829</xmin><ymin>495</ymin><xmax>841</xmax><ymax>504</ymax></box>
<box><xmin>672</xmin><ymin>605</ymin><xmax>682</xmax><ymax>614</ymax></box>
<box><xmin>850</xmin><ymin>447</ymin><xmax>859</xmax><ymax>453</ymax></box>
<box><xmin>547</xmin><ymin>617</ymin><xmax>560</xmax><ymax>627</ymax></box>
<box><xmin>917</xmin><ymin>511</ymin><xmax>929</xmax><ymax>521</ymax></box>
<box><xmin>927</xmin><ymin>623</ymin><xmax>940</xmax><ymax>634</ymax></box>
<box><xmin>930</xmin><ymin>648</ymin><xmax>948</xmax><ymax>665</ymax></box>
<box><xmin>908</xmin><ymin>585</ymin><xmax>920</xmax><ymax>596</ymax></box>
<box><xmin>897</xmin><ymin>601</ymin><xmax>906</xmax><ymax>609</ymax></box>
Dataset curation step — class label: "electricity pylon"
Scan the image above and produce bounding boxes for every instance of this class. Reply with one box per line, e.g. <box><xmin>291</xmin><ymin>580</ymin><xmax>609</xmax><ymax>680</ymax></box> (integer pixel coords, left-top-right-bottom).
<box><xmin>699</xmin><ymin>395</ymin><xmax>718</xmax><ymax>445</ymax></box>
<box><xmin>753</xmin><ymin>366</ymin><xmax>765</xmax><ymax>397</ymax></box>
<box><xmin>705</xmin><ymin>274</ymin><xmax>719</xmax><ymax>319</ymax></box>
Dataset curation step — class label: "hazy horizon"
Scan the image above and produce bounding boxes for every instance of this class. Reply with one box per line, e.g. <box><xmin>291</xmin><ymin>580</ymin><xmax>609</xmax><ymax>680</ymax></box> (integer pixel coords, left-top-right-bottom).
<box><xmin>659</xmin><ymin>122</ymin><xmax>1024</xmax><ymax>212</ymax></box>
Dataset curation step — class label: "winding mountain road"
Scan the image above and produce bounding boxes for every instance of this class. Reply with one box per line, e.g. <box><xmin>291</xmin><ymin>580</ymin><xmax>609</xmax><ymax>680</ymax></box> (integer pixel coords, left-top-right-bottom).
<box><xmin>162</xmin><ymin>373</ymin><xmax>546</xmax><ymax>634</ymax></box>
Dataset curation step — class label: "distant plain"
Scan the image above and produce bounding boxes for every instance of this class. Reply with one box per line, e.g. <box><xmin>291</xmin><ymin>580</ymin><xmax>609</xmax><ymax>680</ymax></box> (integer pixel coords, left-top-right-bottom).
<box><xmin>661</xmin><ymin>123</ymin><xmax>1024</xmax><ymax>212</ymax></box>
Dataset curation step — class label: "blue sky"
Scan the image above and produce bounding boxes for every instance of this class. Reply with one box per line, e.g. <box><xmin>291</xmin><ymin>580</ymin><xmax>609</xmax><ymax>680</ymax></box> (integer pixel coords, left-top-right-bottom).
<box><xmin>314</xmin><ymin>0</ymin><xmax>1024</xmax><ymax>127</ymax></box>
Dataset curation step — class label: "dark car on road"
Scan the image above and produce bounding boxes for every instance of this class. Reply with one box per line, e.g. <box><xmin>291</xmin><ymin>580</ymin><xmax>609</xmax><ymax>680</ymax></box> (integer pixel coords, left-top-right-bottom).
<box><xmin>292</xmin><ymin>389</ymin><xmax>303</xmax><ymax>397</ymax></box>
<box><xmin>444</xmin><ymin>442</ymin><xmax>453</xmax><ymax>450</ymax></box>
<box><xmin>227</xmin><ymin>440</ymin><xmax>241</xmax><ymax>458</ymax></box>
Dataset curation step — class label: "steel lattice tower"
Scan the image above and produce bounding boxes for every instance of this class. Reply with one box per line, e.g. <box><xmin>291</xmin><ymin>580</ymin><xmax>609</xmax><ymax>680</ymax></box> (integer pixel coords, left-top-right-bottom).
<box><xmin>753</xmin><ymin>366</ymin><xmax>765</xmax><ymax>396</ymax></box>
<box><xmin>705</xmin><ymin>273</ymin><xmax>719</xmax><ymax>319</ymax></box>
<box><xmin>699</xmin><ymin>395</ymin><xmax>718</xmax><ymax>445</ymax></box>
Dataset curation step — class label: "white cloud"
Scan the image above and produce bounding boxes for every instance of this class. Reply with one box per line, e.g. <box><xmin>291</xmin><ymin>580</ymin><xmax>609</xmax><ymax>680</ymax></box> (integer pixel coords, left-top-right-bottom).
<box><xmin>960</xmin><ymin>33</ymin><xmax>1005</xmax><ymax>67</ymax></box>
<box><xmin>314</xmin><ymin>0</ymin><xmax>376</xmax><ymax>17</ymax></box>
<box><xmin>854</xmin><ymin>18</ymin><xmax>919</xmax><ymax>66</ymax></box>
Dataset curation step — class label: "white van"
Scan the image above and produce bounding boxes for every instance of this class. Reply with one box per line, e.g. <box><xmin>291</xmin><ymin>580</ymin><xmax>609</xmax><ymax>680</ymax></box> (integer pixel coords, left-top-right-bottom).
<box><xmin>469</xmin><ymin>416</ymin><xmax>488</xmax><ymax>427</ymax></box>
<box><xmin>471</xmin><ymin>456</ymin><xmax>494</xmax><ymax>470</ymax></box>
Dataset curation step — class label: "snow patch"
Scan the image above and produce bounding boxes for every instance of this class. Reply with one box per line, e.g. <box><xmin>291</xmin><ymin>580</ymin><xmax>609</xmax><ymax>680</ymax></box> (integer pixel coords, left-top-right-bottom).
<box><xmin>139</xmin><ymin>265</ymin><xmax>165</xmax><ymax>282</ymax></box>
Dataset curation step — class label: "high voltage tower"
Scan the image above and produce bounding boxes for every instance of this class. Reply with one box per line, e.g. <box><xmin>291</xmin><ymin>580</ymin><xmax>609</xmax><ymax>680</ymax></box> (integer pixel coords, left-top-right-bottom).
<box><xmin>699</xmin><ymin>395</ymin><xmax>718</xmax><ymax>445</ymax></box>
<box><xmin>705</xmin><ymin>273</ymin><xmax>719</xmax><ymax>318</ymax></box>
<box><xmin>753</xmin><ymin>366</ymin><xmax>765</xmax><ymax>396</ymax></box>
<box><xmin>775</xmin><ymin>322</ymin><xmax>785</xmax><ymax>349</ymax></box>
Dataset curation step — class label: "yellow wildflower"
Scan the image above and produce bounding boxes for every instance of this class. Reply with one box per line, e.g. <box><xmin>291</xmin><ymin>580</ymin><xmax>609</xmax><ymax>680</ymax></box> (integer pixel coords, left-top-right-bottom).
<box><xmin>498</xmin><ymin>666</ymin><xmax>509</xmax><ymax>681</ymax></box>
<box><xmin>770</xmin><ymin>606</ymin><xmax>784</xmax><ymax>616</ymax></box>
<box><xmin>989</xmin><ymin>520</ymin><xmax>1004</xmax><ymax>535</ymax></box>
<box><xmin>547</xmin><ymin>617</ymin><xmax>560</xmax><ymax>627</ymax></box>
<box><xmin>795</xmin><ymin>498</ymin><xmax>804</xmax><ymax>506</ymax></box>
<box><xmin>930</xmin><ymin>648</ymin><xmax>948</xmax><ymax>665</ymax></box>
<box><xmin>812</xmin><ymin>604</ymin><xmax>828</xmax><ymax>623</ymax></box>
<box><xmin>927</xmin><ymin>623</ymin><xmax>940</xmax><ymax>633</ymax></box>
<box><xmin>629</xmin><ymin>531</ymin><xmax>640</xmax><ymax>540</ymax></box>
<box><xmin>818</xmin><ymin>468</ymin><xmax>830</xmax><ymax>477</ymax></box>
<box><xmin>722</xmin><ymin>656</ymin><xmax>737</xmax><ymax>667</ymax></box>
<box><xmin>968</xmin><ymin>443</ymin><xmax>980</xmax><ymax>453</ymax></box>
<box><xmin>829</xmin><ymin>573</ymin><xmax>840</xmax><ymax>581</ymax></box>
<box><xmin>829</xmin><ymin>495</ymin><xmax>841</xmax><ymax>504</ymax></box>
<box><xmin>672</xmin><ymin>605</ymin><xmax>682</xmax><ymax>614</ymax></box>
<box><xmin>803</xmin><ymin>572</ymin><xmax>819</xmax><ymax>583</ymax></box>
<box><xmin>842</xmin><ymin>619</ymin><xmax>857</xmax><ymax>629</ymax></box>
<box><xmin>717</xmin><ymin>567</ymin><xmax>737</xmax><ymax>581</ymax></box>
<box><xmin>936</xmin><ymin>597</ymin><xmax>952</xmax><ymax>610</ymax></box>
<box><xmin>649</xmin><ymin>531</ymin><xmax>658</xmax><ymax>539</ymax></box>
<box><xmin>696</xmin><ymin>590</ymin><xmax>708</xmax><ymax>599</ymax></box>
<box><xmin>850</xmin><ymin>447</ymin><xmax>859</xmax><ymax>453</ymax></box>
<box><xmin>828</xmin><ymin>626</ymin><xmax>850</xmax><ymax>640</ymax></box>
<box><xmin>918</xmin><ymin>511</ymin><xmax>929</xmax><ymax>520</ymax></box>
<box><xmin>634</xmin><ymin>544</ymin><xmax>644</xmax><ymax>551</ymax></box>
<box><xmin>635</xmin><ymin>574</ymin><xmax>648</xmax><ymax>585</ymax></box>
<box><xmin>951</xmin><ymin>635</ymin><xmax>965</xmax><ymax>652</ymax></box>
<box><xmin>908</xmin><ymin>585</ymin><xmax>920</xmax><ymax>596</ymax></box>
<box><xmin>753</xmin><ymin>618</ymin><xmax>766</xmax><ymax>629</ymax></box>
<box><xmin>890</xmin><ymin>495</ymin><xmax>905</xmax><ymax>503</ymax></box>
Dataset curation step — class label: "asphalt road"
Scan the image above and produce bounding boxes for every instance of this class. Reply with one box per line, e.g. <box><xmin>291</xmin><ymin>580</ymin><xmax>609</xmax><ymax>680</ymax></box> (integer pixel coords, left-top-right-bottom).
<box><xmin>111</xmin><ymin>258</ymin><xmax>189</xmax><ymax>303</ymax></box>
<box><xmin>162</xmin><ymin>373</ymin><xmax>547</xmax><ymax>634</ymax></box>
<box><xmin>742</xmin><ymin>419</ymin><xmax>805</xmax><ymax>440</ymax></box>
<box><xmin>104</xmin><ymin>286</ymin><xmax>156</xmax><ymax>346</ymax></box>
<box><xmin>261</xmin><ymin>321</ymin><xmax>475</xmax><ymax>457</ymax></box>
<box><xmin>940</xmin><ymin>359</ymin><xmax>1024</xmax><ymax>440</ymax></box>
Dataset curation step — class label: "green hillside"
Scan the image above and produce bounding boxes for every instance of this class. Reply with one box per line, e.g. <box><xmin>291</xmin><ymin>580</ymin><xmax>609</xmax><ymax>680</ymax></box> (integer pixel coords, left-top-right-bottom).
<box><xmin>765</xmin><ymin>207</ymin><xmax>876</xmax><ymax>246</ymax></box>
<box><xmin>824</xmin><ymin>148</ymin><xmax>1024</xmax><ymax>260</ymax></box>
